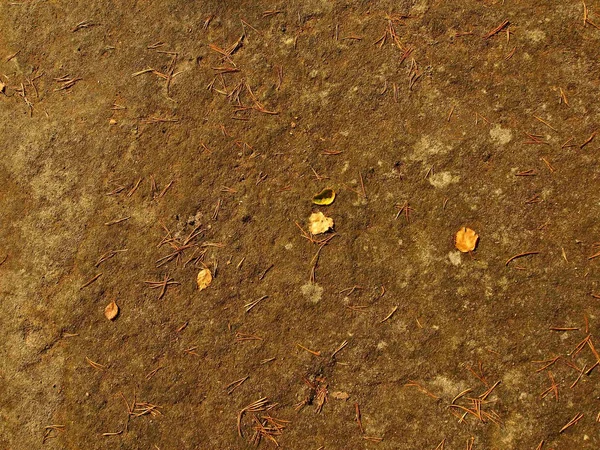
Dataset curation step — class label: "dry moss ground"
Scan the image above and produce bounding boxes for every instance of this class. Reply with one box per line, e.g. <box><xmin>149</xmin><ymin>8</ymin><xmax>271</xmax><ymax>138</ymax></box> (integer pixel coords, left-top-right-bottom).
<box><xmin>2</xmin><ymin>1</ymin><xmax>600</xmax><ymax>449</ymax></box>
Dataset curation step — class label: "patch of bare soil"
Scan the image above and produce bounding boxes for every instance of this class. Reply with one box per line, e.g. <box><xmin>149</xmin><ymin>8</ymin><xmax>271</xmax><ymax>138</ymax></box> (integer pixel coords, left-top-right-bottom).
<box><xmin>2</xmin><ymin>1</ymin><xmax>600</xmax><ymax>449</ymax></box>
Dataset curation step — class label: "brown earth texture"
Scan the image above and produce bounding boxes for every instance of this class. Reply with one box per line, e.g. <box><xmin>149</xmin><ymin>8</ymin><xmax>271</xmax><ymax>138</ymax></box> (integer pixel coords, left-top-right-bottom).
<box><xmin>2</xmin><ymin>0</ymin><xmax>600</xmax><ymax>449</ymax></box>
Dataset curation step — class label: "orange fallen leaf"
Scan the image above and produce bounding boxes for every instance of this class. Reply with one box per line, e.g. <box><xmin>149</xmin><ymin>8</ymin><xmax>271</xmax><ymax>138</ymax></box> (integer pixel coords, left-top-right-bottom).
<box><xmin>455</xmin><ymin>227</ymin><xmax>479</xmax><ymax>252</ymax></box>
<box><xmin>104</xmin><ymin>300</ymin><xmax>119</xmax><ymax>320</ymax></box>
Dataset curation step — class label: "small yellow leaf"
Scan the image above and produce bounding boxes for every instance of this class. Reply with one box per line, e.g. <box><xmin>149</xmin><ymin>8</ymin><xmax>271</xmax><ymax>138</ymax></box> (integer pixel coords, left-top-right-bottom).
<box><xmin>104</xmin><ymin>300</ymin><xmax>119</xmax><ymax>321</ymax></box>
<box><xmin>197</xmin><ymin>268</ymin><xmax>213</xmax><ymax>290</ymax></box>
<box><xmin>309</xmin><ymin>212</ymin><xmax>334</xmax><ymax>235</ymax></box>
<box><xmin>455</xmin><ymin>227</ymin><xmax>479</xmax><ymax>252</ymax></box>
<box><xmin>312</xmin><ymin>188</ymin><xmax>336</xmax><ymax>206</ymax></box>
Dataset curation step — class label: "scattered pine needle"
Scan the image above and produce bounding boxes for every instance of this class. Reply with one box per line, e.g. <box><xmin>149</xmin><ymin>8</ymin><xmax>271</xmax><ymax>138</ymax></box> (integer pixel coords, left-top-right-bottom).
<box><xmin>296</xmin><ymin>343</ymin><xmax>321</xmax><ymax>356</ymax></box>
<box><xmin>559</xmin><ymin>412</ymin><xmax>584</xmax><ymax>433</ymax></box>
<box><xmin>506</xmin><ymin>251</ymin><xmax>540</xmax><ymax>266</ymax></box>
<box><xmin>483</xmin><ymin>20</ymin><xmax>510</xmax><ymax>39</ymax></box>
<box><xmin>405</xmin><ymin>380</ymin><xmax>440</xmax><ymax>399</ymax></box>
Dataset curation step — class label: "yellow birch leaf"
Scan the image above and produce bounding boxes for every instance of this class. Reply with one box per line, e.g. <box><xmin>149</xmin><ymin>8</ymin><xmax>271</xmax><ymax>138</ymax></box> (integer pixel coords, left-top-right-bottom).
<box><xmin>309</xmin><ymin>212</ymin><xmax>334</xmax><ymax>235</ymax></box>
<box><xmin>197</xmin><ymin>268</ymin><xmax>213</xmax><ymax>290</ymax></box>
<box><xmin>455</xmin><ymin>227</ymin><xmax>479</xmax><ymax>252</ymax></box>
<box><xmin>104</xmin><ymin>300</ymin><xmax>119</xmax><ymax>320</ymax></box>
<box><xmin>312</xmin><ymin>188</ymin><xmax>336</xmax><ymax>205</ymax></box>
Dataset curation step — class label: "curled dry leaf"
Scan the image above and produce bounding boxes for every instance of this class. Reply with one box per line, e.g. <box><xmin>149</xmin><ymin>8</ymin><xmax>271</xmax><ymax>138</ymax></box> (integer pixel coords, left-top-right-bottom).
<box><xmin>312</xmin><ymin>188</ymin><xmax>336</xmax><ymax>206</ymax></box>
<box><xmin>104</xmin><ymin>300</ymin><xmax>119</xmax><ymax>320</ymax></box>
<box><xmin>196</xmin><ymin>268</ymin><xmax>213</xmax><ymax>290</ymax></box>
<box><xmin>309</xmin><ymin>212</ymin><xmax>334</xmax><ymax>235</ymax></box>
<box><xmin>455</xmin><ymin>227</ymin><xmax>479</xmax><ymax>252</ymax></box>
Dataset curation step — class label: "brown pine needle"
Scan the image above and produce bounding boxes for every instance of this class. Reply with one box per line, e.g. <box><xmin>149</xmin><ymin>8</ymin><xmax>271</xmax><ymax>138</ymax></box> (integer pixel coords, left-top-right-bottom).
<box><xmin>540</xmin><ymin>371</ymin><xmax>559</xmax><ymax>400</ymax></box>
<box><xmin>448</xmin><ymin>403</ymin><xmax>480</xmax><ymax>420</ymax></box>
<box><xmin>132</xmin><ymin>68</ymin><xmax>155</xmax><ymax>77</ymax></box>
<box><xmin>263</xmin><ymin>9</ymin><xmax>283</xmax><ymax>18</ymax></box>
<box><xmin>86</xmin><ymin>357</ymin><xmax>106</xmax><ymax>371</ymax></box>
<box><xmin>235</xmin><ymin>332</ymin><xmax>263</xmax><ymax>342</ymax></box>
<box><xmin>359</xmin><ymin>171</ymin><xmax>367</xmax><ymax>199</ymax></box>
<box><xmin>237</xmin><ymin>397</ymin><xmax>276</xmax><ymax>437</ymax></box>
<box><xmin>480</xmin><ymin>380</ymin><xmax>501</xmax><ymax>400</ymax></box>
<box><xmin>80</xmin><ymin>273</ymin><xmax>102</xmax><ymax>290</ymax></box>
<box><xmin>296</xmin><ymin>343</ymin><xmax>321</xmax><ymax>356</ymax></box>
<box><xmin>104</xmin><ymin>216</ymin><xmax>130</xmax><ymax>226</ymax></box>
<box><xmin>516</xmin><ymin>169</ymin><xmax>536</xmax><ymax>176</ymax></box>
<box><xmin>447</xmin><ymin>105</ymin><xmax>455</xmax><ymax>122</ymax></box>
<box><xmin>144</xmin><ymin>275</ymin><xmax>180</xmax><ymax>300</ymax></box>
<box><xmin>6</xmin><ymin>50</ymin><xmax>20</xmax><ymax>62</ymax></box>
<box><xmin>145</xmin><ymin>366</ymin><xmax>163</xmax><ymax>380</ymax></box>
<box><xmin>158</xmin><ymin>180</ymin><xmax>174</xmax><ymax>198</ymax></box>
<box><xmin>244</xmin><ymin>295</ymin><xmax>268</xmax><ymax>313</ymax></box>
<box><xmin>380</xmin><ymin>306</ymin><xmax>398</xmax><ymax>323</ymax></box>
<box><xmin>95</xmin><ymin>249</ymin><xmax>127</xmax><ymax>267</ymax></box>
<box><xmin>562</xmin><ymin>136</ymin><xmax>576</xmax><ymax>148</ymax></box>
<box><xmin>587</xmin><ymin>338</ymin><xmax>600</xmax><ymax>363</ymax></box>
<box><xmin>505</xmin><ymin>46</ymin><xmax>516</xmax><ymax>60</ymax></box>
<box><xmin>506</xmin><ymin>251</ymin><xmax>540</xmax><ymax>266</ymax></box>
<box><xmin>261</xmin><ymin>357</ymin><xmax>276</xmax><ymax>364</ymax></box>
<box><xmin>570</xmin><ymin>334</ymin><xmax>591</xmax><ymax>356</ymax></box>
<box><xmin>560</xmin><ymin>87</ymin><xmax>569</xmax><ymax>105</ymax></box>
<box><xmin>580</xmin><ymin>131</ymin><xmax>596</xmax><ymax>149</ymax></box>
<box><xmin>355</xmin><ymin>402</ymin><xmax>364</xmax><ymax>433</ymax></box>
<box><xmin>559</xmin><ymin>412</ymin><xmax>584</xmax><ymax>433</ymax></box>
<box><xmin>42</xmin><ymin>425</ymin><xmax>65</xmax><ymax>444</ymax></box>
<box><xmin>225</xmin><ymin>376</ymin><xmax>249</xmax><ymax>395</ymax></box>
<box><xmin>331</xmin><ymin>340</ymin><xmax>348</xmax><ymax>359</ymax></box>
<box><xmin>483</xmin><ymin>20</ymin><xmax>510</xmax><ymax>39</ymax></box>
<box><xmin>540</xmin><ymin>157</ymin><xmax>556</xmax><ymax>172</ymax></box>
<box><xmin>451</xmin><ymin>389</ymin><xmax>473</xmax><ymax>405</ymax></box>
<box><xmin>405</xmin><ymin>380</ymin><xmax>440</xmax><ymax>399</ymax></box>
<box><xmin>533</xmin><ymin>115</ymin><xmax>557</xmax><ymax>131</ymax></box>
<box><xmin>570</xmin><ymin>364</ymin><xmax>587</xmax><ymax>388</ymax></box>
<box><xmin>132</xmin><ymin>402</ymin><xmax>161</xmax><ymax>417</ymax></box>
<box><xmin>102</xmin><ymin>430</ymin><xmax>123</xmax><ymax>436</ymax></box>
